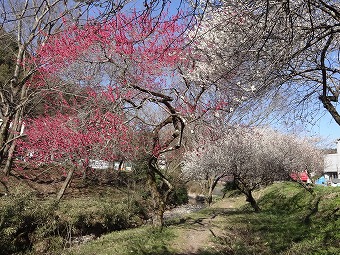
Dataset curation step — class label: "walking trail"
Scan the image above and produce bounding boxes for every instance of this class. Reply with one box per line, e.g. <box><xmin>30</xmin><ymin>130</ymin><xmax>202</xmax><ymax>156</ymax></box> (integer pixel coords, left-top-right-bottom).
<box><xmin>167</xmin><ymin>196</ymin><xmax>244</xmax><ymax>254</ymax></box>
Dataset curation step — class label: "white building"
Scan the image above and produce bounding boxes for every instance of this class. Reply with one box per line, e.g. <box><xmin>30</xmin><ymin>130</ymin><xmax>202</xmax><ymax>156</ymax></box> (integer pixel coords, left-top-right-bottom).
<box><xmin>89</xmin><ymin>159</ymin><xmax>132</xmax><ymax>171</ymax></box>
<box><xmin>324</xmin><ymin>139</ymin><xmax>340</xmax><ymax>180</ymax></box>
<box><xmin>89</xmin><ymin>159</ymin><xmax>113</xmax><ymax>170</ymax></box>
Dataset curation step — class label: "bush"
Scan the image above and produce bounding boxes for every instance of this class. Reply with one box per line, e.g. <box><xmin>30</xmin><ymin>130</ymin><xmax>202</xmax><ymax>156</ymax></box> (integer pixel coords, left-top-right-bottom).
<box><xmin>57</xmin><ymin>195</ymin><xmax>148</xmax><ymax>239</ymax></box>
<box><xmin>168</xmin><ymin>185</ymin><xmax>189</xmax><ymax>206</ymax></box>
<box><xmin>0</xmin><ymin>190</ymin><xmax>59</xmax><ymax>254</ymax></box>
<box><xmin>223</xmin><ymin>180</ymin><xmax>237</xmax><ymax>192</ymax></box>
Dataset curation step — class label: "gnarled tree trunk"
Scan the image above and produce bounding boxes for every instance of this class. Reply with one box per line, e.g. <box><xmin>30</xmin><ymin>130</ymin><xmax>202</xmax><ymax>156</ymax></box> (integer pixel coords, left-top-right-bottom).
<box><xmin>147</xmin><ymin>156</ymin><xmax>173</xmax><ymax>228</ymax></box>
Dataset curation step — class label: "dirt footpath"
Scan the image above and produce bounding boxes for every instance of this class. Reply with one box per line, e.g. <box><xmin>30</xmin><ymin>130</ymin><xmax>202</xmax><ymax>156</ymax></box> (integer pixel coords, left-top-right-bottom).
<box><xmin>169</xmin><ymin>196</ymin><xmax>245</xmax><ymax>254</ymax></box>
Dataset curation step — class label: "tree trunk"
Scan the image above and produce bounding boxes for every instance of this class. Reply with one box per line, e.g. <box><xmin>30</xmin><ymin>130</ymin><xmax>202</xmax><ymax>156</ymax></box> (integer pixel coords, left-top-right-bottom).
<box><xmin>207</xmin><ymin>186</ymin><xmax>213</xmax><ymax>206</ymax></box>
<box><xmin>0</xmin><ymin>117</ymin><xmax>11</xmax><ymax>162</ymax></box>
<box><xmin>3</xmin><ymin>141</ymin><xmax>15</xmax><ymax>175</ymax></box>
<box><xmin>207</xmin><ymin>175</ymin><xmax>225</xmax><ymax>206</ymax></box>
<box><xmin>3</xmin><ymin>82</ymin><xmax>28</xmax><ymax>175</ymax></box>
<box><xmin>147</xmin><ymin>156</ymin><xmax>173</xmax><ymax>228</ymax></box>
<box><xmin>320</xmin><ymin>97</ymin><xmax>340</xmax><ymax>126</ymax></box>
<box><xmin>153</xmin><ymin>201</ymin><xmax>165</xmax><ymax>228</ymax></box>
<box><xmin>146</xmin><ymin>166</ymin><xmax>165</xmax><ymax>227</ymax></box>
<box><xmin>246</xmin><ymin>191</ymin><xmax>260</xmax><ymax>212</ymax></box>
<box><xmin>56</xmin><ymin>168</ymin><xmax>75</xmax><ymax>201</ymax></box>
<box><xmin>118</xmin><ymin>159</ymin><xmax>124</xmax><ymax>171</ymax></box>
<box><xmin>3</xmin><ymin>111</ymin><xmax>24</xmax><ymax>175</ymax></box>
<box><xmin>234</xmin><ymin>176</ymin><xmax>260</xmax><ymax>212</ymax></box>
<box><xmin>0</xmin><ymin>179</ymin><xmax>9</xmax><ymax>195</ymax></box>
<box><xmin>207</xmin><ymin>177</ymin><xmax>216</xmax><ymax>206</ymax></box>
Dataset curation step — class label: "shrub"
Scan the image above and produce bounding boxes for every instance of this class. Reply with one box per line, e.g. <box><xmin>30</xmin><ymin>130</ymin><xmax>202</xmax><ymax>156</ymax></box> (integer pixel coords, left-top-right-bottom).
<box><xmin>0</xmin><ymin>190</ymin><xmax>59</xmax><ymax>254</ymax></box>
<box><xmin>0</xmin><ymin>189</ymin><xmax>148</xmax><ymax>254</ymax></box>
<box><xmin>168</xmin><ymin>185</ymin><xmax>189</xmax><ymax>206</ymax></box>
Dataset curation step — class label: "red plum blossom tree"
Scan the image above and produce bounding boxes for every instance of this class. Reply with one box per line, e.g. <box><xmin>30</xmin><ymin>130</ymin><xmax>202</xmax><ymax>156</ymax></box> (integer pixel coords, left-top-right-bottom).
<box><xmin>16</xmin><ymin>89</ymin><xmax>133</xmax><ymax>200</ymax></box>
<box><xmin>17</xmin><ymin>9</ymin><xmax>238</xmax><ymax>225</ymax></box>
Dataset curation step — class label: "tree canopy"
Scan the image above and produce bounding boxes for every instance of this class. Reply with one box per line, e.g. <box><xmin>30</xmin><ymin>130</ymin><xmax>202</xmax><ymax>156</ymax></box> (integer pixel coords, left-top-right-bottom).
<box><xmin>187</xmin><ymin>0</ymin><xmax>340</xmax><ymax>126</ymax></box>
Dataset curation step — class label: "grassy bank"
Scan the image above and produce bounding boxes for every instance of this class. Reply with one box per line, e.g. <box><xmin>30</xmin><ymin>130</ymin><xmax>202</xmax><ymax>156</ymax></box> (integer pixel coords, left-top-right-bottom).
<box><xmin>0</xmin><ymin>185</ymin><xmax>148</xmax><ymax>255</ymax></box>
<box><xmin>1</xmin><ymin>182</ymin><xmax>339</xmax><ymax>254</ymax></box>
<box><xmin>64</xmin><ymin>182</ymin><xmax>340</xmax><ymax>255</ymax></box>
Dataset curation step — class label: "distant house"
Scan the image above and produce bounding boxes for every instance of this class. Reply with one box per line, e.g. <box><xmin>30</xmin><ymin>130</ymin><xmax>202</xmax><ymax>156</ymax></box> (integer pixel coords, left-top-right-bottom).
<box><xmin>290</xmin><ymin>171</ymin><xmax>309</xmax><ymax>182</ymax></box>
<box><xmin>315</xmin><ymin>176</ymin><xmax>327</xmax><ymax>185</ymax></box>
<box><xmin>89</xmin><ymin>159</ymin><xmax>132</xmax><ymax>171</ymax></box>
<box><xmin>319</xmin><ymin>139</ymin><xmax>340</xmax><ymax>186</ymax></box>
<box><xmin>324</xmin><ymin>139</ymin><xmax>340</xmax><ymax>179</ymax></box>
<box><xmin>89</xmin><ymin>160</ymin><xmax>113</xmax><ymax>170</ymax></box>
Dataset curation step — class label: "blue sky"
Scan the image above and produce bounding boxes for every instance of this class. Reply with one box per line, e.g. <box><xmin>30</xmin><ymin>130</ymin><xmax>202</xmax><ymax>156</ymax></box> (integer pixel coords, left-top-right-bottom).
<box><xmin>307</xmin><ymin>112</ymin><xmax>340</xmax><ymax>147</ymax></box>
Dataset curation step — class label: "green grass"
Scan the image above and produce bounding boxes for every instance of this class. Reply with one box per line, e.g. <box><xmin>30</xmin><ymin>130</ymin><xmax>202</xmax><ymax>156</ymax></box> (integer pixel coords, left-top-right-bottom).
<box><xmin>1</xmin><ymin>182</ymin><xmax>339</xmax><ymax>255</ymax></box>
<box><xmin>65</xmin><ymin>182</ymin><xmax>340</xmax><ymax>255</ymax></box>
<box><xmin>214</xmin><ymin>182</ymin><xmax>340</xmax><ymax>255</ymax></box>
<box><xmin>64</xmin><ymin>226</ymin><xmax>176</xmax><ymax>255</ymax></box>
<box><xmin>0</xmin><ymin>187</ymin><xmax>148</xmax><ymax>255</ymax></box>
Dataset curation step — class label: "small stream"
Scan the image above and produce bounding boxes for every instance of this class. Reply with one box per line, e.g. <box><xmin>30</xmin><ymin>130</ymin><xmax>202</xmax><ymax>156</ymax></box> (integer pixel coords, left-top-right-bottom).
<box><xmin>164</xmin><ymin>196</ymin><xmax>206</xmax><ymax>219</ymax></box>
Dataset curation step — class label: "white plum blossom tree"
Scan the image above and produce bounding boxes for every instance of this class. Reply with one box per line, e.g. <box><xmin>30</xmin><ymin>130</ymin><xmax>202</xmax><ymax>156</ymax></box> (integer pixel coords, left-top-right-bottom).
<box><xmin>182</xmin><ymin>140</ymin><xmax>228</xmax><ymax>205</ymax></box>
<box><xmin>182</xmin><ymin>126</ymin><xmax>323</xmax><ymax>211</ymax></box>
<box><xmin>186</xmin><ymin>0</ymin><xmax>340</xmax><ymax>127</ymax></box>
